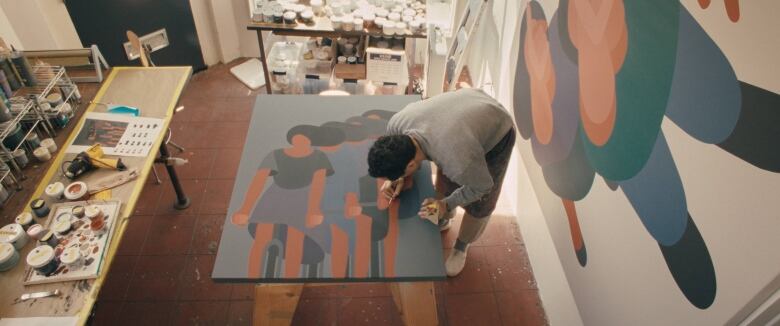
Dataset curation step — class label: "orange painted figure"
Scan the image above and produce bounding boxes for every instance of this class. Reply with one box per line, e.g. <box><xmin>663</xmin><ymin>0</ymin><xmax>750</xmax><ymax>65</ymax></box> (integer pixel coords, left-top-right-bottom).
<box><xmin>231</xmin><ymin>126</ymin><xmax>334</xmax><ymax>278</ymax></box>
<box><xmin>524</xmin><ymin>5</ymin><xmax>557</xmax><ymax>145</ymax></box>
<box><xmin>568</xmin><ymin>0</ymin><xmax>628</xmax><ymax>146</ymax></box>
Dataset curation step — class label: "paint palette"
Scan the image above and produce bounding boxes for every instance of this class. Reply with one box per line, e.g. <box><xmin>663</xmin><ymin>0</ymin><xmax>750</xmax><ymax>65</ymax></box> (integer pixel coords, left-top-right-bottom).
<box><xmin>23</xmin><ymin>200</ymin><xmax>121</xmax><ymax>285</ymax></box>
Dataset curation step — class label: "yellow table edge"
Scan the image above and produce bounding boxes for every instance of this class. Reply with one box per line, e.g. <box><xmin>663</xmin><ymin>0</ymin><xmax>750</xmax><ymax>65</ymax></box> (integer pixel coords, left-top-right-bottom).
<box><xmin>19</xmin><ymin>66</ymin><xmax>192</xmax><ymax>325</ymax></box>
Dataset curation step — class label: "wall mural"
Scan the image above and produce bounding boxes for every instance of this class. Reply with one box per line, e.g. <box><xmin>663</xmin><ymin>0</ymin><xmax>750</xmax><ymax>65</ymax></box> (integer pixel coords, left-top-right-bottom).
<box><xmin>513</xmin><ymin>0</ymin><xmax>780</xmax><ymax>309</ymax></box>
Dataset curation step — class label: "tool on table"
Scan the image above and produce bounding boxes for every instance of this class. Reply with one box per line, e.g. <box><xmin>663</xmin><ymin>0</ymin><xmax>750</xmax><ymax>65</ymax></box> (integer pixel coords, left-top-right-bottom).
<box><xmin>63</xmin><ymin>144</ymin><xmax>126</xmax><ymax>179</ymax></box>
<box><xmin>20</xmin><ymin>289</ymin><xmax>60</xmax><ymax>301</ymax></box>
<box><xmin>88</xmin><ymin>168</ymin><xmax>139</xmax><ymax>194</ymax></box>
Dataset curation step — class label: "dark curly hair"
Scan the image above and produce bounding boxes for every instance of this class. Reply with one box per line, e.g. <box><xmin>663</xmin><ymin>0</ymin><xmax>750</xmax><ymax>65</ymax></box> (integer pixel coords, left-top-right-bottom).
<box><xmin>368</xmin><ymin>135</ymin><xmax>416</xmax><ymax>180</ymax></box>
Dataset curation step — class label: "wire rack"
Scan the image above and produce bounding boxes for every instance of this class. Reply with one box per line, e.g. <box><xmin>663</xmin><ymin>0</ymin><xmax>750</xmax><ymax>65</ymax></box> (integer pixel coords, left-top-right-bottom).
<box><xmin>0</xmin><ymin>65</ymin><xmax>80</xmax><ymax>197</ymax></box>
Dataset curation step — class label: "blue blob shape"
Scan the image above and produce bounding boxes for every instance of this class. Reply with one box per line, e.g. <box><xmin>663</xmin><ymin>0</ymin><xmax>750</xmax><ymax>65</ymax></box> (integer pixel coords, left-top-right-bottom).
<box><xmin>541</xmin><ymin>131</ymin><xmax>595</xmax><ymax>201</ymax></box>
<box><xmin>576</xmin><ymin>244</ymin><xmax>587</xmax><ymax>267</ymax></box>
<box><xmin>531</xmin><ymin>12</ymin><xmax>581</xmax><ymax>166</ymax></box>
<box><xmin>619</xmin><ymin>133</ymin><xmax>688</xmax><ymax>245</ymax></box>
<box><xmin>665</xmin><ymin>7</ymin><xmax>740</xmax><ymax>144</ymax></box>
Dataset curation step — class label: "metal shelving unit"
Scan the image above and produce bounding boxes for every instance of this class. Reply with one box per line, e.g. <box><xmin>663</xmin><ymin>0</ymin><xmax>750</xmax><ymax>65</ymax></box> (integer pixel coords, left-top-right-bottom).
<box><xmin>0</xmin><ymin>65</ymin><xmax>80</xmax><ymax>203</ymax></box>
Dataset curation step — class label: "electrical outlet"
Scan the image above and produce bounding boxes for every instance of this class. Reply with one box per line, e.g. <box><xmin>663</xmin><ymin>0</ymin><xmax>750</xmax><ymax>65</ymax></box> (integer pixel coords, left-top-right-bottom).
<box><xmin>123</xmin><ymin>28</ymin><xmax>170</xmax><ymax>61</ymax></box>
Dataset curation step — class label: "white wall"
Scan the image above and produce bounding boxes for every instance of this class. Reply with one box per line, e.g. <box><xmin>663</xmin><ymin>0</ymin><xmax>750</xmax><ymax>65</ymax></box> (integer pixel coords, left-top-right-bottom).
<box><xmin>462</xmin><ymin>0</ymin><xmax>780</xmax><ymax>325</ymax></box>
<box><xmin>191</xmin><ymin>0</ymin><xmax>222</xmax><ymax>66</ymax></box>
<box><xmin>0</xmin><ymin>5</ymin><xmax>22</xmax><ymax>49</ymax></box>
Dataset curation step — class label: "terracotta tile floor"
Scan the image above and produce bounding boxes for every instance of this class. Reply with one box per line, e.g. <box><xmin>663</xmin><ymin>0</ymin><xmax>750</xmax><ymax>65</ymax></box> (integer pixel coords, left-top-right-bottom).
<box><xmin>0</xmin><ymin>60</ymin><xmax>547</xmax><ymax>325</ymax></box>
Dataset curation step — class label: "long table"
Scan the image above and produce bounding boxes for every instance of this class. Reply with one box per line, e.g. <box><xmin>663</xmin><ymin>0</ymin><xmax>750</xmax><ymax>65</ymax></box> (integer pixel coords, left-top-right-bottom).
<box><xmin>0</xmin><ymin>67</ymin><xmax>192</xmax><ymax>325</ymax></box>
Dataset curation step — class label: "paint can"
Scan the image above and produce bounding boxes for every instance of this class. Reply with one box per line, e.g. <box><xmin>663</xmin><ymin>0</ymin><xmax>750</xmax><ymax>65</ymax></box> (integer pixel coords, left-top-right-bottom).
<box><xmin>15</xmin><ymin>212</ymin><xmax>34</xmax><ymax>230</ymax></box>
<box><xmin>33</xmin><ymin>147</ymin><xmax>51</xmax><ymax>162</ymax></box>
<box><xmin>0</xmin><ymin>223</ymin><xmax>28</xmax><ymax>250</ymax></box>
<box><xmin>26</xmin><ymin>224</ymin><xmax>46</xmax><ymax>241</ymax></box>
<box><xmin>39</xmin><ymin>231</ymin><xmax>59</xmax><ymax>248</ymax></box>
<box><xmin>45</xmin><ymin>182</ymin><xmax>65</xmax><ymax>200</ymax></box>
<box><xmin>3</xmin><ymin>123</ymin><xmax>25</xmax><ymax>150</ymax></box>
<box><xmin>86</xmin><ymin>205</ymin><xmax>106</xmax><ymax>235</ymax></box>
<box><xmin>0</xmin><ymin>56</ymin><xmax>21</xmax><ymax>91</ymax></box>
<box><xmin>30</xmin><ymin>198</ymin><xmax>51</xmax><ymax>218</ymax></box>
<box><xmin>12</xmin><ymin>149</ymin><xmax>28</xmax><ymax>168</ymax></box>
<box><xmin>0</xmin><ymin>71</ymin><xmax>12</xmax><ymax>100</ymax></box>
<box><xmin>64</xmin><ymin>182</ymin><xmax>88</xmax><ymax>201</ymax></box>
<box><xmin>59</xmin><ymin>84</ymin><xmax>81</xmax><ymax>101</ymax></box>
<box><xmin>25</xmin><ymin>132</ymin><xmax>41</xmax><ymax>149</ymax></box>
<box><xmin>59</xmin><ymin>246</ymin><xmax>82</xmax><ymax>270</ymax></box>
<box><xmin>0</xmin><ymin>242</ymin><xmax>20</xmax><ymax>272</ymax></box>
<box><xmin>26</xmin><ymin>245</ymin><xmax>59</xmax><ymax>276</ymax></box>
<box><xmin>0</xmin><ymin>99</ymin><xmax>12</xmax><ymax>123</ymax></box>
<box><xmin>10</xmin><ymin>52</ymin><xmax>37</xmax><ymax>87</ymax></box>
<box><xmin>41</xmin><ymin>138</ymin><xmax>57</xmax><ymax>153</ymax></box>
<box><xmin>46</xmin><ymin>93</ymin><xmax>63</xmax><ymax>107</ymax></box>
<box><xmin>72</xmin><ymin>205</ymin><xmax>85</xmax><ymax>218</ymax></box>
<box><xmin>52</xmin><ymin>214</ymin><xmax>73</xmax><ymax>237</ymax></box>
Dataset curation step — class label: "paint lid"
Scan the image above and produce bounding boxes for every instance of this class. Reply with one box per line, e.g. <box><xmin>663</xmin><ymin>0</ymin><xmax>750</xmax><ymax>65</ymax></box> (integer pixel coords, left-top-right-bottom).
<box><xmin>283</xmin><ymin>11</ymin><xmax>297</xmax><ymax>20</ymax></box>
<box><xmin>388</xmin><ymin>12</ymin><xmax>401</xmax><ymax>22</ymax></box>
<box><xmin>52</xmin><ymin>218</ymin><xmax>71</xmax><ymax>234</ymax></box>
<box><xmin>72</xmin><ymin>206</ymin><xmax>85</xmax><ymax>217</ymax></box>
<box><xmin>15</xmin><ymin>212</ymin><xmax>33</xmax><ymax>226</ymax></box>
<box><xmin>403</xmin><ymin>8</ymin><xmax>416</xmax><ymax>17</ymax></box>
<box><xmin>0</xmin><ymin>242</ymin><xmax>14</xmax><ymax>265</ymax></box>
<box><xmin>26</xmin><ymin>245</ymin><xmax>54</xmax><ymax>268</ymax></box>
<box><xmin>46</xmin><ymin>93</ymin><xmax>62</xmax><ymax>103</ymax></box>
<box><xmin>30</xmin><ymin>198</ymin><xmax>45</xmax><ymax>210</ymax></box>
<box><xmin>12</xmin><ymin>148</ymin><xmax>25</xmax><ymax>157</ymax></box>
<box><xmin>59</xmin><ymin>247</ymin><xmax>81</xmax><ymax>265</ymax></box>
<box><xmin>85</xmin><ymin>205</ymin><xmax>102</xmax><ymax>220</ymax></box>
<box><xmin>301</xmin><ymin>10</ymin><xmax>313</xmax><ymax>19</ymax></box>
<box><xmin>0</xmin><ymin>224</ymin><xmax>24</xmax><ymax>243</ymax></box>
<box><xmin>45</xmin><ymin>182</ymin><xmax>64</xmax><ymax>196</ymax></box>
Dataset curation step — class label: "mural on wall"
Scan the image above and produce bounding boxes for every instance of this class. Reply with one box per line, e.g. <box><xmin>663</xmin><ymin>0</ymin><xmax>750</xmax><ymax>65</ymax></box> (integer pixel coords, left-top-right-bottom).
<box><xmin>513</xmin><ymin>0</ymin><xmax>780</xmax><ymax>309</ymax></box>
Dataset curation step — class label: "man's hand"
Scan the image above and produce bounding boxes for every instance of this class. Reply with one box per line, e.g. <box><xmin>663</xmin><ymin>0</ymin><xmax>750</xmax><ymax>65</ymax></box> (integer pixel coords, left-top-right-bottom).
<box><xmin>419</xmin><ymin>198</ymin><xmax>447</xmax><ymax>224</ymax></box>
<box><xmin>380</xmin><ymin>177</ymin><xmax>405</xmax><ymax>201</ymax></box>
<box><xmin>232</xmin><ymin>211</ymin><xmax>249</xmax><ymax>225</ymax></box>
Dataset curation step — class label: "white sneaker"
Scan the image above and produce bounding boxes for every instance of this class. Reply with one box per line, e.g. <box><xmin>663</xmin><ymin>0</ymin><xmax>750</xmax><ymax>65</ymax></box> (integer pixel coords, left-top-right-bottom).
<box><xmin>445</xmin><ymin>249</ymin><xmax>468</xmax><ymax>277</ymax></box>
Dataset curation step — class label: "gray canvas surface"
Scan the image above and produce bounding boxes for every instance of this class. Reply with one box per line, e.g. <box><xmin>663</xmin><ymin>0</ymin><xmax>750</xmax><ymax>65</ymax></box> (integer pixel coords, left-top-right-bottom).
<box><xmin>213</xmin><ymin>95</ymin><xmax>446</xmax><ymax>282</ymax></box>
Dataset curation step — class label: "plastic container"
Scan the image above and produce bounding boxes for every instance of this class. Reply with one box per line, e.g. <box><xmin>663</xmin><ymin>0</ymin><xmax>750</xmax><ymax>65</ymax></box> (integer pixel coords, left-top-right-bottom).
<box><xmin>353</xmin><ymin>18</ymin><xmax>364</xmax><ymax>31</ymax></box>
<box><xmin>26</xmin><ymin>245</ymin><xmax>59</xmax><ymax>276</ymax></box>
<box><xmin>301</xmin><ymin>10</ymin><xmax>314</xmax><ymax>24</ymax></box>
<box><xmin>46</xmin><ymin>93</ymin><xmax>63</xmax><ymax>107</ymax></box>
<box><xmin>283</xmin><ymin>11</ymin><xmax>297</xmax><ymax>24</ymax></box>
<box><xmin>33</xmin><ymin>147</ymin><xmax>51</xmax><ymax>162</ymax></box>
<box><xmin>41</xmin><ymin>138</ymin><xmax>57</xmax><ymax>153</ymax></box>
<box><xmin>268</xmin><ymin>42</ymin><xmax>305</xmax><ymax>94</ymax></box>
<box><xmin>25</xmin><ymin>132</ymin><xmax>41</xmax><ymax>149</ymax></box>
<box><xmin>12</xmin><ymin>149</ymin><xmax>27</xmax><ymax>168</ymax></box>
<box><xmin>3</xmin><ymin>123</ymin><xmax>24</xmax><ymax>150</ymax></box>
<box><xmin>59</xmin><ymin>246</ymin><xmax>82</xmax><ymax>270</ymax></box>
<box><xmin>395</xmin><ymin>22</ymin><xmax>407</xmax><ymax>35</ymax></box>
<box><xmin>31</xmin><ymin>198</ymin><xmax>50</xmax><ymax>218</ymax></box>
<box><xmin>52</xmin><ymin>217</ymin><xmax>72</xmax><ymax>237</ymax></box>
<box><xmin>0</xmin><ymin>223</ymin><xmax>28</xmax><ymax>250</ymax></box>
<box><xmin>0</xmin><ymin>242</ymin><xmax>20</xmax><ymax>272</ymax></box>
<box><xmin>64</xmin><ymin>181</ymin><xmax>88</xmax><ymax>201</ymax></box>
<box><xmin>14</xmin><ymin>212</ymin><xmax>34</xmax><ymax>230</ymax></box>
<box><xmin>45</xmin><ymin>182</ymin><xmax>65</xmax><ymax>200</ymax></box>
<box><xmin>388</xmin><ymin>12</ymin><xmax>401</xmax><ymax>22</ymax></box>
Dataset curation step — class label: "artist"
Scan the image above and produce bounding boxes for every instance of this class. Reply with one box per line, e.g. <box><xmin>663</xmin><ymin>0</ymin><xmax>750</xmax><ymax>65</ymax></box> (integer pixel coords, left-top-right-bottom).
<box><xmin>367</xmin><ymin>88</ymin><xmax>516</xmax><ymax>277</ymax></box>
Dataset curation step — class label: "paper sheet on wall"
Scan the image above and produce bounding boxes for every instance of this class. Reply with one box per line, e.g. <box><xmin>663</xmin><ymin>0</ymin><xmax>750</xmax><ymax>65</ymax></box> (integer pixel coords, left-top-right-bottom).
<box><xmin>66</xmin><ymin>112</ymin><xmax>164</xmax><ymax>157</ymax></box>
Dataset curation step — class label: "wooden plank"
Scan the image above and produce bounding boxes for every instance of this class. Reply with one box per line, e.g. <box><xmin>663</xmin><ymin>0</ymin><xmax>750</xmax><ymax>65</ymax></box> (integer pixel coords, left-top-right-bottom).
<box><xmin>253</xmin><ymin>284</ymin><xmax>304</xmax><ymax>326</ymax></box>
<box><xmin>0</xmin><ymin>67</ymin><xmax>191</xmax><ymax>324</ymax></box>
<box><xmin>390</xmin><ymin>282</ymin><xmax>438</xmax><ymax>326</ymax></box>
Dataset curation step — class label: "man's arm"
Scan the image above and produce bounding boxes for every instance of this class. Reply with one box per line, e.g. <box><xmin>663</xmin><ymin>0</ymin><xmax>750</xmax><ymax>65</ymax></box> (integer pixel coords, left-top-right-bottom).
<box><xmin>442</xmin><ymin>159</ymin><xmax>494</xmax><ymax>209</ymax></box>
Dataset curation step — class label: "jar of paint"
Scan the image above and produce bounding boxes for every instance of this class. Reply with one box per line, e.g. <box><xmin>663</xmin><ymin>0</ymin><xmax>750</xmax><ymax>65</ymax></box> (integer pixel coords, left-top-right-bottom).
<box><xmin>293</xmin><ymin>4</ymin><xmax>305</xmax><ymax>18</ymax></box>
<box><xmin>0</xmin><ymin>100</ymin><xmax>12</xmax><ymax>122</ymax></box>
<box><xmin>283</xmin><ymin>11</ymin><xmax>297</xmax><ymax>24</ymax></box>
<box><xmin>353</xmin><ymin>18</ymin><xmax>364</xmax><ymax>31</ymax></box>
<box><xmin>311</xmin><ymin>0</ymin><xmax>324</xmax><ymax>16</ymax></box>
<box><xmin>59</xmin><ymin>246</ymin><xmax>82</xmax><ymax>270</ymax></box>
<box><xmin>26</xmin><ymin>245</ymin><xmax>59</xmax><ymax>276</ymax></box>
<box><xmin>301</xmin><ymin>10</ymin><xmax>314</xmax><ymax>25</ymax></box>
<box><xmin>45</xmin><ymin>182</ymin><xmax>65</xmax><ymax>200</ymax></box>
<box><xmin>388</xmin><ymin>12</ymin><xmax>401</xmax><ymax>22</ymax></box>
<box><xmin>337</xmin><ymin>56</ymin><xmax>347</xmax><ymax>64</ymax></box>
<box><xmin>39</xmin><ymin>231</ymin><xmax>59</xmax><ymax>248</ymax></box>
<box><xmin>342</xmin><ymin>16</ymin><xmax>354</xmax><ymax>31</ymax></box>
<box><xmin>273</xmin><ymin>11</ymin><xmax>284</xmax><ymax>24</ymax></box>
<box><xmin>395</xmin><ymin>22</ymin><xmax>407</xmax><ymax>35</ymax></box>
<box><xmin>64</xmin><ymin>181</ymin><xmax>88</xmax><ymax>201</ymax></box>
<box><xmin>46</xmin><ymin>93</ymin><xmax>63</xmax><ymax>107</ymax></box>
<box><xmin>25</xmin><ymin>132</ymin><xmax>41</xmax><ymax>149</ymax></box>
<box><xmin>375</xmin><ymin>8</ymin><xmax>389</xmax><ymax>18</ymax></box>
<box><xmin>409</xmin><ymin>19</ymin><xmax>423</xmax><ymax>34</ymax></box>
<box><xmin>331</xmin><ymin>16</ymin><xmax>343</xmax><ymax>30</ymax></box>
<box><xmin>3</xmin><ymin>123</ymin><xmax>25</xmax><ymax>150</ymax></box>
<box><xmin>86</xmin><ymin>205</ymin><xmax>106</xmax><ymax>235</ymax></box>
<box><xmin>52</xmin><ymin>218</ymin><xmax>72</xmax><ymax>237</ymax></box>
<box><xmin>41</xmin><ymin>138</ymin><xmax>57</xmax><ymax>153</ymax></box>
<box><xmin>0</xmin><ymin>242</ymin><xmax>19</xmax><ymax>272</ymax></box>
<box><xmin>347</xmin><ymin>56</ymin><xmax>357</xmax><ymax>64</ymax></box>
<box><xmin>30</xmin><ymin>198</ymin><xmax>50</xmax><ymax>218</ymax></box>
<box><xmin>12</xmin><ymin>148</ymin><xmax>27</xmax><ymax>168</ymax></box>
<box><xmin>382</xmin><ymin>21</ymin><xmax>396</xmax><ymax>35</ymax></box>
<box><xmin>0</xmin><ymin>224</ymin><xmax>28</xmax><ymax>250</ymax></box>
<box><xmin>39</xmin><ymin>101</ymin><xmax>52</xmax><ymax>112</ymax></box>
<box><xmin>363</xmin><ymin>13</ymin><xmax>376</xmax><ymax>28</ymax></box>
<box><xmin>33</xmin><ymin>147</ymin><xmax>51</xmax><ymax>162</ymax></box>
<box><xmin>14</xmin><ymin>212</ymin><xmax>34</xmax><ymax>230</ymax></box>
<box><xmin>26</xmin><ymin>224</ymin><xmax>46</xmax><ymax>241</ymax></box>
<box><xmin>72</xmin><ymin>205</ymin><xmax>85</xmax><ymax>218</ymax></box>
<box><xmin>262</xmin><ymin>8</ymin><xmax>275</xmax><ymax>23</ymax></box>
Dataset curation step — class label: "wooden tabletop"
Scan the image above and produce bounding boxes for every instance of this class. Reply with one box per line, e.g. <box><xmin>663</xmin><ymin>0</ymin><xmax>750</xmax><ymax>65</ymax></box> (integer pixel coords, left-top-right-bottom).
<box><xmin>0</xmin><ymin>67</ymin><xmax>191</xmax><ymax>324</ymax></box>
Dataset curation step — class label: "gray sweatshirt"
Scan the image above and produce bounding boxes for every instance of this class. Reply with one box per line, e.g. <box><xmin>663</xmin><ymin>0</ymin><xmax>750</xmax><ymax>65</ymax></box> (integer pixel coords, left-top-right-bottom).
<box><xmin>386</xmin><ymin>88</ymin><xmax>514</xmax><ymax>209</ymax></box>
